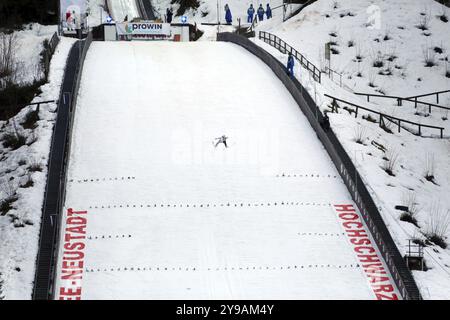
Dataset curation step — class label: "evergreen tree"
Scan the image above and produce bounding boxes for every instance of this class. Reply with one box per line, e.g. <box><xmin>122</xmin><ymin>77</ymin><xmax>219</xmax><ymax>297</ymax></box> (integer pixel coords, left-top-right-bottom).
<box><xmin>0</xmin><ymin>0</ymin><xmax>58</xmax><ymax>29</ymax></box>
<box><xmin>170</xmin><ymin>0</ymin><xmax>200</xmax><ymax>16</ymax></box>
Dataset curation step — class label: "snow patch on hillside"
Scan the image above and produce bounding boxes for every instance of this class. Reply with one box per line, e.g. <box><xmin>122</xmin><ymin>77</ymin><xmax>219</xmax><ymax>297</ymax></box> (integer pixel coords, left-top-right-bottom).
<box><xmin>0</xmin><ymin>36</ymin><xmax>76</xmax><ymax>300</ymax></box>
<box><xmin>253</xmin><ymin>0</ymin><xmax>450</xmax><ymax>299</ymax></box>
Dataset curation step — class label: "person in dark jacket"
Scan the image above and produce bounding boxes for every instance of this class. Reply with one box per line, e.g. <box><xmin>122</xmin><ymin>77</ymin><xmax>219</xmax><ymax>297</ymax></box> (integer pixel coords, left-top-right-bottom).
<box><xmin>225</xmin><ymin>4</ymin><xmax>232</xmax><ymax>24</ymax></box>
<box><xmin>247</xmin><ymin>4</ymin><xmax>255</xmax><ymax>23</ymax></box>
<box><xmin>166</xmin><ymin>8</ymin><xmax>173</xmax><ymax>23</ymax></box>
<box><xmin>266</xmin><ymin>4</ymin><xmax>272</xmax><ymax>19</ymax></box>
<box><xmin>257</xmin><ymin>4</ymin><xmax>265</xmax><ymax>21</ymax></box>
<box><xmin>287</xmin><ymin>53</ymin><xmax>295</xmax><ymax>76</ymax></box>
<box><xmin>321</xmin><ymin>113</ymin><xmax>330</xmax><ymax>131</ymax></box>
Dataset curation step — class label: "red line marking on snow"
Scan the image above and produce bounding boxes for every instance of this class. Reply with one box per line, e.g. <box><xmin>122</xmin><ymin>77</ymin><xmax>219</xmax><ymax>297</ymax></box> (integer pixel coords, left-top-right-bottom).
<box><xmin>58</xmin><ymin>208</ymin><xmax>88</xmax><ymax>300</ymax></box>
<box><xmin>334</xmin><ymin>204</ymin><xmax>399</xmax><ymax>300</ymax></box>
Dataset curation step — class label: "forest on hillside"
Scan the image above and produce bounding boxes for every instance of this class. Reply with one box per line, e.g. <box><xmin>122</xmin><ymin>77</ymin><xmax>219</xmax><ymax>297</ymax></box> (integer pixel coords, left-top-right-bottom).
<box><xmin>0</xmin><ymin>0</ymin><xmax>58</xmax><ymax>29</ymax></box>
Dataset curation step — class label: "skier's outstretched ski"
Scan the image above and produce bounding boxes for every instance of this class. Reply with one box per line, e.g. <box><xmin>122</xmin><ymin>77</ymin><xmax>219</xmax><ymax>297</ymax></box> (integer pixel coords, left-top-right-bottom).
<box><xmin>215</xmin><ymin>135</ymin><xmax>229</xmax><ymax>148</ymax></box>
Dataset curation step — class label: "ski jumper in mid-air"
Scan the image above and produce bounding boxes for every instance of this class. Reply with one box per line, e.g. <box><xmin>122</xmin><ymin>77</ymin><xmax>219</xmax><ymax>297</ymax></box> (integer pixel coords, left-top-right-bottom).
<box><xmin>215</xmin><ymin>135</ymin><xmax>229</xmax><ymax>148</ymax></box>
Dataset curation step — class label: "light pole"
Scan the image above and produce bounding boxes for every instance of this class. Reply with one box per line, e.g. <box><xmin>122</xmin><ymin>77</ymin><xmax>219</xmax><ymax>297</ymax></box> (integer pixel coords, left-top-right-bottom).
<box><xmin>99</xmin><ymin>5</ymin><xmax>104</xmax><ymax>25</ymax></box>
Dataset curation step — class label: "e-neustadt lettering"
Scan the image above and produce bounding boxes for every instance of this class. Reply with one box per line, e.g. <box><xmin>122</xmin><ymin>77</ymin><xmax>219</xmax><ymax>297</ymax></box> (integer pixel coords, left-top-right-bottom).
<box><xmin>58</xmin><ymin>208</ymin><xmax>88</xmax><ymax>300</ymax></box>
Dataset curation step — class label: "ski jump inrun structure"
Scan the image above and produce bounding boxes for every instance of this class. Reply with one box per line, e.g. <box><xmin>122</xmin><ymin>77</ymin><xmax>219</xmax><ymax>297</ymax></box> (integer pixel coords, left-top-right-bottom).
<box><xmin>32</xmin><ymin>5</ymin><xmax>422</xmax><ymax>301</ymax></box>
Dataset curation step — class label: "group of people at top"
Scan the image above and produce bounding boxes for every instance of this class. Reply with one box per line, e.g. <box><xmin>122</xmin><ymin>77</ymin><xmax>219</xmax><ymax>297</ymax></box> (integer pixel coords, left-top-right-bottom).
<box><xmin>164</xmin><ymin>3</ymin><xmax>274</xmax><ymax>26</ymax></box>
<box><xmin>224</xmin><ymin>3</ymin><xmax>273</xmax><ymax>25</ymax></box>
<box><xmin>246</xmin><ymin>3</ymin><xmax>272</xmax><ymax>23</ymax></box>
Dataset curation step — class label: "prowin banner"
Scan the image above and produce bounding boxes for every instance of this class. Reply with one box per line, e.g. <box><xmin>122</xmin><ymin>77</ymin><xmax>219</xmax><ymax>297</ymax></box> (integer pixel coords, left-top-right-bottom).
<box><xmin>60</xmin><ymin>0</ymin><xmax>87</xmax><ymax>29</ymax></box>
<box><xmin>116</xmin><ymin>22</ymin><xmax>171</xmax><ymax>36</ymax></box>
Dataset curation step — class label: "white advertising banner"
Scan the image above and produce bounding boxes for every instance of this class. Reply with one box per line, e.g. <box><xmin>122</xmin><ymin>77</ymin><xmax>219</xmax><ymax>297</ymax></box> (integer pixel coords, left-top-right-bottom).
<box><xmin>61</xmin><ymin>0</ymin><xmax>87</xmax><ymax>30</ymax></box>
<box><xmin>116</xmin><ymin>22</ymin><xmax>171</xmax><ymax>36</ymax></box>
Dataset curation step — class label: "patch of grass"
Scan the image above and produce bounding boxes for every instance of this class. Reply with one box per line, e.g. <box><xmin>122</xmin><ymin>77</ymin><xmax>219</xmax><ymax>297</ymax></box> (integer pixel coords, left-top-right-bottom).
<box><xmin>427</xmin><ymin>235</ymin><xmax>447</xmax><ymax>249</ymax></box>
<box><xmin>20</xmin><ymin>174</ymin><xmax>34</xmax><ymax>188</ymax></box>
<box><xmin>330</xmin><ymin>47</ymin><xmax>340</xmax><ymax>55</ymax></box>
<box><xmin>21</xmin><ymin>109</ymin><xmax>39</xmax><ymax>130</ymax></box>
<box><xmin>382</xmin><ymin>147</ymin><xmax>399</xmax><ymax>176</ymax></box>
<box><xmin>376</xmin><ymin>87</ymin><xmax>387</xmax><ymax>95</ymax></box>
<box><xmin>416</xmin><ymin>14</ymin><xmax>430</xmax><ymax>31</ymax></box>
<box><xmin>28</xmin><ymin>162</ymin><xmax>43</xmax><ymax>172</ymax></box>
<box><xmin>2</xmin><ymin>132</ymin><xmax>27</xmax><ymax>150</ymax></box>
<box><xmin>362</xmin><ymin>114</ymin><xmax>377</xmax><ymax>123</ymax></box>
<box><xmin>171</xmin><ymin>0</ymin><xmax>200</xmax><ymax>16</ymax></box>
<box><xmin>0</xmin><ymin>195</ymin><xmax>18</xmax><ymax>216</ymax></box>
<box><xmin>0</xmin><ymin>80</ymin><xmax>46</xmax><ymax>120</ymax></box>
<box><xmin>424</xmin><ymin>202</ymin><xmax>450</xmax><ymax>249</ymax></box>
<box><xmin>424</xmin><ymin>153</ymin><xmax>437</xmax><ymax>184</ymax></box>
<box><xmin>387</xmin><ymin>54</ymin><xmax>397</xmax><ymax>62</ymax></box>
<box><xmin>353</xmin><ymin>125</ymin><xmax>367</xmax><ymax>145</ymax></box>
<box><xmin>373</xmin><ymin>59</ymin><xmax>384</xmax><ymax>68</ymax></box>
<box><xmin>328</xmin><ymin>40</ymin><xmax>338</xmax><ymax>46</ymax></box>
<box><xmin>439</xmin><ymin>10</ymin><xmax>448</xmax><ymax>23</ymax></box>
<box><xmin>343</xmin><ymin>106</ymin><xmax>355</xmax><ymax>115</ymax></box>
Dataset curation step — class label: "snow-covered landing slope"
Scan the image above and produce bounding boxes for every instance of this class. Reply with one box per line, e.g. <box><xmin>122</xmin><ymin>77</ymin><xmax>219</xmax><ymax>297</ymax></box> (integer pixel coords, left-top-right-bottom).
<box><xmin>54</xmin><ymin>41</ymin><xmax>397</xmax><ymax>299</ymax></box>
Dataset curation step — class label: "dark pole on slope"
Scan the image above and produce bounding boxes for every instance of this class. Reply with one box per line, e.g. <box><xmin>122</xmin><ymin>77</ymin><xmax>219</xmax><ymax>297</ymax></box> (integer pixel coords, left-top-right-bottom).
<box><xmin>57</xmin><ymin>0</ymin><xmax>61</xmax><ymax>35</ymax></box>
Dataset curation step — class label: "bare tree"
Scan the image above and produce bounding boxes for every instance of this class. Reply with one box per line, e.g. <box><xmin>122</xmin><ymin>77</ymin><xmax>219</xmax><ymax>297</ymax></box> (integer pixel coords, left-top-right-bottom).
<box><xmin>0</xmin><ymin>32</ymin><xmax>20</xmax><ymax>88</ymax></box>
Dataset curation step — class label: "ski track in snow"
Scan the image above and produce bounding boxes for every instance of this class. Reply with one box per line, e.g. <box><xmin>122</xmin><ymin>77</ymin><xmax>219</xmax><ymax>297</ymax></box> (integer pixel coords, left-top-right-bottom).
<box><xmin>53</xmin><ymin>41</ymin><xmax>398</xmax><ymax>299</ymax></box>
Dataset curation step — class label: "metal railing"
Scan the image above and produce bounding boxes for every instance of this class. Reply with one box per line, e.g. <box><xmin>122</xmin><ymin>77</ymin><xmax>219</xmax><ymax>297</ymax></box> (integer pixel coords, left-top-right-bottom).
<box><xmin>354</xmin><ymin>92</ymin><xmax>450</xmax><ymax>114</ymax></box>
<box><xmin>32</xmin><ymin>32</ymin><xmax>93</xmax><ymax>300</ymax></box>
<box><xmin>326</xmin><ymin>94</ymin><xmax>445</xmax><ymax>138</ymax></box>
<box><xmin>406</xmin><ymin>89</ymin><xmax>450</xmax><ymax>104</ymax></box>
<box><xmin>28</xmin><ymin>100</ymin><xmax>57</xmax><ymax>112</ymax></box>
<box><xmin>217</xmin><ymin>32</ymin><xmax>422</xmax><ymax>300</ymax></box>
<box><xmin>259</xmin><ymin>31</ymin><xmax>321</xmax><ymax>83</ymax></box>
<box><xmin>42</xmin><ymin>32</ymin><xmax>60</xmax><ymax>80</ymax></box>
<box><xmin>325</xmin><ymin>66</ymin><xmax>343</xmax><ymax>87</ymax></box>
<box><xmin>283</xmin><ymin>0</ymin><xmax>318</xmax><ymax>21</ymax></box>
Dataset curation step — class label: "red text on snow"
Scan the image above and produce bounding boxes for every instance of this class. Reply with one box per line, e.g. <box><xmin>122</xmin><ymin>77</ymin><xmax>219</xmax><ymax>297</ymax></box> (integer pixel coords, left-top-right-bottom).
<box><xmin>334</xmin><ymin>204</ymin><xmax>399</xmax><ymax>300</ymax></box>
<box><xmin>58</xmin><ymin>208</ymin><xmax>87</xmax><ymax>300</ymax></box>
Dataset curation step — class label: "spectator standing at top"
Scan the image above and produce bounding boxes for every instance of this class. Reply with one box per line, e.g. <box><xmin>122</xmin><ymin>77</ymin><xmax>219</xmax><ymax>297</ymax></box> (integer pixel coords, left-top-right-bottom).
<box><xmin>266</xmin><ymin>4</ymin><xmax>272</xmax><ymax>19</ymax></box>
<box><xmin>257</xmin><ymin>4</ymin><xmax>265</xmax><ymax>21</ymax></box>
<box><xmin>225</xmin><ymin>4</ymin><xmax>232</xmax><ymax>24</ymax></box>
<box><xmin>166</xmin><ymin>8</ymin><xmax>173</xmax><ymax>23</ymax></box>
<box><xmin>65</xmin><ymin>10</ymin><xmax>71</xmax><ymax>28</ymax></box>
<box><xmin>247</xmin><ymin>4</ymin><xmax>255</xmax><ymax>23</ymax></box>
<box><xmin>287</xmin><ymin>52</ymin><xmax>295</xmax><ymax>77</ymax></box>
